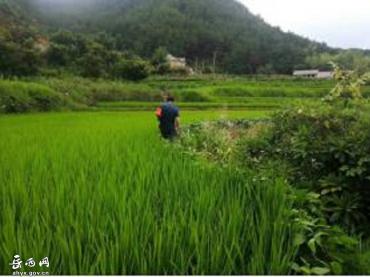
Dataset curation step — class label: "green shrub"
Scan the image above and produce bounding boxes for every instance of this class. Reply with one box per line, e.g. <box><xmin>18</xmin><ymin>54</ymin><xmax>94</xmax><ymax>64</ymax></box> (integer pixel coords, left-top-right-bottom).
<box><xmin>176</xmin><ymin>90</ymin><xmax>210</xmax><ymax>102</ymax></box>
<box><xmin>151</xmin><ymin>47</ymin><xmax>171</xmax><ymax>75</ymax></box>
<box><xmin>0</xmin><ymin>87</ymin><xmax>31</xmax><ymax>113</ymax></box>
<box><xmin>0</xmin><ymin>80</ymin><xmax>63</xmax><ymax>113</ymax></box>
<box><xmin>113</xmin><ymin>58</ymin><xmax>151</xmax><ymax>81</ymax></box>
<box><xmin>238</xmin><ymin>103</ymin><xmax>370</xmax><ymax>233</ymax></box>
<box><xmin>178</xmin><ymin>119</ymin><xmax>270</xmax><ymax>165</ymax></box>
<box><xmin>178</xmin><ymin>121</ymin><xmax>237</xmax><ymax>163</ymax></box>
<box><xmin>324</xmin><ymin>63</ymin><xmax>370</xmax><ymax>103</ymax></box>
<box><xmin>290</xmin><ymin>189</ymin><xmax>361</xmax><ymax>275</ymax></box>
<box><xmin>28</xmin><ymin>87</ymin><xmax>63</xmax><ymax>111</ymax></box>
<box><xmin>177</xmin><ymin>121</ymin><xmax>365</xmax><ymax>274</ymax></box>
<box><xmin>179</xmin><ymin>117</ymin><xmax>369</xmax><ymax>275</ymax></box>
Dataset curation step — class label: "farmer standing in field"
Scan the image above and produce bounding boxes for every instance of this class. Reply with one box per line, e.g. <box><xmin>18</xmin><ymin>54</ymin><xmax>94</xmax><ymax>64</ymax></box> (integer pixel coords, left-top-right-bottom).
<box><xmin>156</xmin><ymin>96</ymin><xmax>180</xmax><ymax>140</ymax></box>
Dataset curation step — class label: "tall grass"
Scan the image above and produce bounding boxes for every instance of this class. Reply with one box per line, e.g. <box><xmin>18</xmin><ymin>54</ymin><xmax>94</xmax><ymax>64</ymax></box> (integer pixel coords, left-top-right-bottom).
<box><xmin>0</xmin><ymin>112</ymin><xmax>299</xmax><ymax>274</ymax></box>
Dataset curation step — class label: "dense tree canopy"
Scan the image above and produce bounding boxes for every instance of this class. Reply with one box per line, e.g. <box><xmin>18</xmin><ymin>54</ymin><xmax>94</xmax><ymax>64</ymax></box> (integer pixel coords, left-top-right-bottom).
<box><xmin>0</xmin><ymin>0</ymin><xmax>369</xmax><ymax>77</ymax></box>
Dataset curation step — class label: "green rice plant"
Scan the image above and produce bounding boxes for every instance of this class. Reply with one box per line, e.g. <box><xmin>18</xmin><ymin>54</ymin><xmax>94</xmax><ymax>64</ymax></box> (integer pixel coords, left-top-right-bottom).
<box><xmin>0</xmin><ymin>111</ymin><xmax>299</xmax><ymax>275</ymax></box>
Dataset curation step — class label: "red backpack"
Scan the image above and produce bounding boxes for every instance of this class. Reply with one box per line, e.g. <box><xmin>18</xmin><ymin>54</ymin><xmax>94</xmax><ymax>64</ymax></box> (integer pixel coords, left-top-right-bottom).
<box><xmin>155</xmin><ymin>107</ymin><xmax>163</xmax><ymax>118</ymax></box>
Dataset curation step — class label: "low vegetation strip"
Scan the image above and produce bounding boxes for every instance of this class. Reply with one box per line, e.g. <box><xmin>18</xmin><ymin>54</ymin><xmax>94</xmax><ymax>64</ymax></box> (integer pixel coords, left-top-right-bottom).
<box><xmin>95</xmin><ymin>101</ymin><xmax>280</xmax><ymax>111</ymax></box>
<box><xmin>2</xmin><ymin>76</ymin><xmax>368</xmax><ymax>114</ymax></box>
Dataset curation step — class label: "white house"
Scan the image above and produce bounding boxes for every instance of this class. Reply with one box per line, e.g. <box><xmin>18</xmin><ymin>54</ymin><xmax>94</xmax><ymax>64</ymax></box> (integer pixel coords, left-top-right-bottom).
<box><xmin>293</xmin><ymin>70</ymin><xmax>319</xmax><ymax>78</ymax></box>
<box><xmin>317</xmin><ymin>71</ymin><xmax>333</xmax><ymax>79</ymax></box>
<box><xmin>166</xmin><ymin>54</ymin><xmax>194</xmax><ymax>74</ymax></box>
<box><xmin>293</xmin><ymin>69</ymin><xmax>333</xmax><ymax>79</ymax></box>
<box><xmin>166</xmin><ymin>54</ymin><xmax>187</xmax><ymax>70</ymax></box>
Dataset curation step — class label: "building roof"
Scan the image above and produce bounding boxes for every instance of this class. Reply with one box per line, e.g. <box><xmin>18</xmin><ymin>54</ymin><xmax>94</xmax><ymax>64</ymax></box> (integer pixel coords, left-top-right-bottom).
<box><xmin>293</xmin><ymin>70</ymin><xmax>319</xmax><ymax>75</ymax></box>
<box><xmin>167</xmin><ymin>54</ymin><xmax>186</xmax><ymax>63</ymax></box>
<box><xmin>317</xmin><ymin>71</ymin><xmax>333</xmax><ymax>75</ymax></box>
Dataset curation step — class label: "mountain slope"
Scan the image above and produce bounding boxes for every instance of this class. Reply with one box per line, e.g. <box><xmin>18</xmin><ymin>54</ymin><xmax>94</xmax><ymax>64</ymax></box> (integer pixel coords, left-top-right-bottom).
<box><xmin>3</xmin><ymin>0</ymin><xmax>331</xmax><ymax>74</ymax></box>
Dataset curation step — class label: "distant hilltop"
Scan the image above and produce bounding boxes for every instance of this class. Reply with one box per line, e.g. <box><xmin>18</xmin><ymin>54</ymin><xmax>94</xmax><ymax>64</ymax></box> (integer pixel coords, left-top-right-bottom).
<box><xmin>1</xmin><ymin>0</ymin><xmax>369</xmax><ymax>75</ymax></box>
<box><xmin>1</xmin><ymin>0</ymin><xmax>331</xmax><ymax>75</ymax></box>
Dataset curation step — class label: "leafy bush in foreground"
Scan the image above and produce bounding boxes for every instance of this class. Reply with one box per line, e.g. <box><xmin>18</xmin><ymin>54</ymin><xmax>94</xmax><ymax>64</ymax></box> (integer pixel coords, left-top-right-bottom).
<box><xmin>267</xmin><ymin>103</ymin><xmax>370</xmax><ymax>233</ymax></box>
<box><xmin>177</xmin><ymin>122</ymin><xmax>365</xmax><ymax>274</ymax></box>
<box><xmin>218</xmin><ymin>103</ymin><xmax>370</xmax><ymax>234</ymax></box>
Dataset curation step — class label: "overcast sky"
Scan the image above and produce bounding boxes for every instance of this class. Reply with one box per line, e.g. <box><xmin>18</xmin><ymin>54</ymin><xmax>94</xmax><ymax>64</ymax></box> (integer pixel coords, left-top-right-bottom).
<box><xmin>239</xmin><ymin>0</ymin><xmax>370</xmax><ymax>49</ymax></box>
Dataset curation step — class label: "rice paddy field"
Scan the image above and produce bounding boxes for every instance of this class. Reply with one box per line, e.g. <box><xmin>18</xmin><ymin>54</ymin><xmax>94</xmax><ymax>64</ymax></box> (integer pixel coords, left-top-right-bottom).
<box><xmin>4</xmin><ymin>74</ymin><xmax>368</xmax><ymax>274</ymax></box>
<box><xmin>0</xmin><ymin>110</ymin><xmax>304</xmax><ymax>275</ymax></box>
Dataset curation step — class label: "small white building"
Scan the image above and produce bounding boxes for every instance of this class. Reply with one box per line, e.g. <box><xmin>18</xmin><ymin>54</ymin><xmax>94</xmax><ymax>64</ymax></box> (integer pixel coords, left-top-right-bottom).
<box><xmin>293</xmin><ymin>69</ymin><xmax>333</xmax><ymax>79</ymax></box>
<box><xmin>317</xmin><ymin>71</ymin><xmax>333</xmax><ymax>79</ymax></box>
<box><xmin>166</xmin><ymin>54</ymin><xmax>194</xmax><ymax>74</ymax></box>
<box><xmin>166</xmin><ymin>54</ymin><xmax>187</xmax><ymax>70</ymax></box>
<box><xmin>293</xmin><ymin>70</ymin><xmax>319</xmax><ymax>78</ymax></box>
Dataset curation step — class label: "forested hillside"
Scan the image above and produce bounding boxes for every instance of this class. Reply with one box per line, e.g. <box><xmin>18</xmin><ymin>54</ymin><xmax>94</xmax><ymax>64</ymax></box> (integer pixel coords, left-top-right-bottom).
<box><xmin>26</xmin><ymin>0</ymin><xmax>331</xmax><ymax>74</ymax></box>
<box><xmin>0</xmin><ymin>0</ymin><xmax>42</xmax><ymax>76</ymax></box>
<box><xmin>0</xmin><ymin>0</ymin><xmax>369</xmax><ymax>77</ymax></box>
